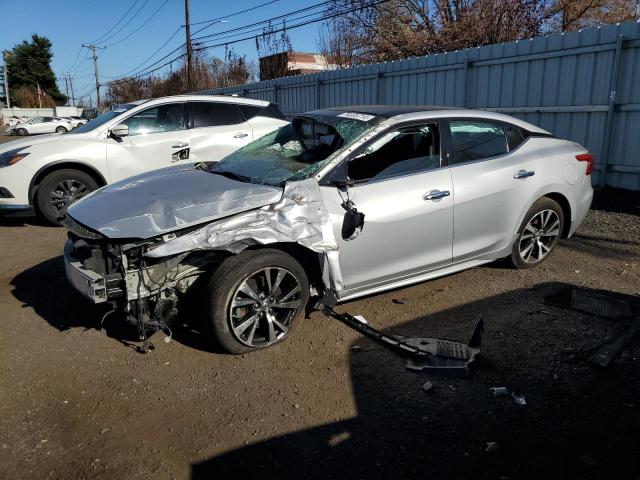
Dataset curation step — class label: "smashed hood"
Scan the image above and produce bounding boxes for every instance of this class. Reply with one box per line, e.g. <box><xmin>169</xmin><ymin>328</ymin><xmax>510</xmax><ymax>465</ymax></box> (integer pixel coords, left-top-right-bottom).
<box><xmin>67</xmin><ymin>165</ymin><xmax>284</xmax><ymax>239</ymax></box>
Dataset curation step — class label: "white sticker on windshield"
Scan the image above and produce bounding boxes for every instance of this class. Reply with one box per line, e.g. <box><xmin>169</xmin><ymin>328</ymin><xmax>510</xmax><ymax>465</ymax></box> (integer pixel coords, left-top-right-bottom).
<box><xmin>337</xmin><ymin>112</ymin><xmax>375</xmax><ymax>122</ymax></box>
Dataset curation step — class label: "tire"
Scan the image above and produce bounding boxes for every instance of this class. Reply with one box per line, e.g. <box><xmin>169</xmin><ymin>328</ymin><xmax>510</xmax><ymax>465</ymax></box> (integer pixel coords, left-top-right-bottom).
<box><xmin>17</xmin><ymin>128</ymin><xmax>27</xmax><ymax>136</ymax></box>
<box><xmin>36</xmin><ymin>169</ymin><xmax>99</xmax><ymax>224</ymax></box>
<box><xmin>510</xmin><ymin>197</ymin><xmax>564</xmax><ymax>269</ymax></box>
<box><xmin>205</xmin><ymin>248</ymin><xmax>310</xmax><ymax>354</ymax></box>
<box><xmin>55</xmin><ymin>126</ymin><xmax>67</xmax><ymax>133</ymax></box>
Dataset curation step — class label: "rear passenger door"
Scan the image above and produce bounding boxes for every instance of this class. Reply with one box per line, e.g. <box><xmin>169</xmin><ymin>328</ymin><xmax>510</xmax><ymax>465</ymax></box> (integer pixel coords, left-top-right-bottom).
<box><xmin>446</xmin><ymin>119</ymin><xmax>539</xmax><ymax>261</ymax></box>
<box><xmin>187</xmin><ymin>101</ymin><xmax>255</xmax><ymax>163</ymax></box>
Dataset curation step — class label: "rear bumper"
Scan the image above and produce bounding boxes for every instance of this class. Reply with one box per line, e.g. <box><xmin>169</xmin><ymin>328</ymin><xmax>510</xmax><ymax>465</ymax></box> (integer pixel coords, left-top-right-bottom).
<box><xmin>0</xmin><ymin>204</ymin><xmax>35</xmax><ymax>217</ymax></box>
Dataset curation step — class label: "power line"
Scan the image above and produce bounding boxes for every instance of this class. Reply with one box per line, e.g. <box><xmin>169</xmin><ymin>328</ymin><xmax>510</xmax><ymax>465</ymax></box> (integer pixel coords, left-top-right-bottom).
<box><xmin>103</xmin><ymin>0</ymin><xmax>170</xmax><ymax>48</ymax></box>
<box><xmin>193</xmin><ymin>1</ymin><xmax>331</xmax><ymax>42</ymax></box>
<box><xmin>90</xmin><ymin>0</ymin><xmax>142</xmax><ymax>44</ymax></box>
<box><xmin>191</xmin><ymin>0</ymin><xmax>280</xmax><ymax>36</ymax></box>
<box><xmin>101</xmin><ymin>26</ymin><xmax>183</xmax><ymax>79</ymax></box>
<box><xmin>106</xmin><ymin>0</ymin><xmax>385</xmax><ymax>85</ymax></box>
<box><xmin>194</xmin><ymin>0</ymin><xmax>388</xmax><ymax>51</ymax></box>
<box><xmin>96</xmin><ymin>0</ymin><xmax>150</xmax><ymax>46</ymax></box>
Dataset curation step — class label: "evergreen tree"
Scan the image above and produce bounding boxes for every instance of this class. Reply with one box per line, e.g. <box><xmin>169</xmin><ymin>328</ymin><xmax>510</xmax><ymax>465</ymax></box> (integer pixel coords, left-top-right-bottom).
<box><xmin>5</xmin><ymin>34</ymin><xmax>67</xmax><ymax>106</ymax></box>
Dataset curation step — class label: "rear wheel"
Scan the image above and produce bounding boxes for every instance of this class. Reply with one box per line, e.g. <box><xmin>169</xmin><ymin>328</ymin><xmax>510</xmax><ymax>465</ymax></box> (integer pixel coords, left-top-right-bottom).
<box><xmin>510</xmin><ymin>197</ymin><xmax>564</xmax><ymax>269</ymax></box>
<box><xmin>55</xmin><ymin>126</ymin><xmax>67</xmax><ymax>133</ymax></box>
<box><xmin>36</xmin><ymin>169</ymin><xmax>99</xmax><ymax>224</ymax></box>
<box><xmin>205</xmin><ymin>249</ymin><xmax>309</xmax><ymax>354</ymax></box>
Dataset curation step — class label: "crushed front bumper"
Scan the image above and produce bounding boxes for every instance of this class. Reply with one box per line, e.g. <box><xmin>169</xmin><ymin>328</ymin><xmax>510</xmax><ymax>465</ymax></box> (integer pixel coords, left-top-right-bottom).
<box><xmin>64</xmin><ymin>239</ymin><xmax>108</xmax><ymax>303</ymax></box>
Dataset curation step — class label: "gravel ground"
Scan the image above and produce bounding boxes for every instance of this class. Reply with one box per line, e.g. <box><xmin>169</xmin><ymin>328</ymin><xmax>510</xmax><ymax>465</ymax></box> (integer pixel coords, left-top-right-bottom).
<box><xmin>0</xmin><ymin>130</ymin><xmax>639</xmax><ymax>479</ymax></box>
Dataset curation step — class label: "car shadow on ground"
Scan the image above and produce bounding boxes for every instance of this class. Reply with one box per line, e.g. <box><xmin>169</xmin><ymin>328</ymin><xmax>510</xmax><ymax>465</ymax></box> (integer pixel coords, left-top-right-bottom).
<box><xmin>191</xmin><ymin>282</ymin><xmax>640</xmax><ymax>480</ymax></box>
<box><xmin>9</xmin><ymin>255</ymin><xmax>142</xmax><ymax>347</ymax></box>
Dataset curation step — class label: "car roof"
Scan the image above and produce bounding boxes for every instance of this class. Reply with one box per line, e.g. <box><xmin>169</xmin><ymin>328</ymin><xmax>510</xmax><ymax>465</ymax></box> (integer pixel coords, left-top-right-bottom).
<box><xmin>138</xmin><ymin>94</ymin><xmax>271</xmax><ymax>108</ymax></box>
<box><xmin>304</xmin><ymin>105</ymin><xmax>550</xmax><ymax>134</ymax></box>
<box><xmin>307</xmin><ymin>105</ymin><xmax>461</xmax><ymax>118</ymax></box>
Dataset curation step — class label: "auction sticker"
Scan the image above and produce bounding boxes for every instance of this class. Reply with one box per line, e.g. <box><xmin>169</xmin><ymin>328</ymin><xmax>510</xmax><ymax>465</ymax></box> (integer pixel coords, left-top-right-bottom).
<box><xmin>337</xmin><ymin>112</ymin><xmax>376</xmax><ymax>122</ymax></box>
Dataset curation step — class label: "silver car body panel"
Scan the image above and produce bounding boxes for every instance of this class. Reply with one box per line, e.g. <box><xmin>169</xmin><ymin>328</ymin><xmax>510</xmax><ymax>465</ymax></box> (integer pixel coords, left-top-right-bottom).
<box><xmin>65</xmin><ymin>108</ymin><xmax>593</xmax><ymax>302</ymax></box>
<box><xmin>66</xmin><ymin>165</ymin><xmax>284</xmax><ymax>239</ymax></box>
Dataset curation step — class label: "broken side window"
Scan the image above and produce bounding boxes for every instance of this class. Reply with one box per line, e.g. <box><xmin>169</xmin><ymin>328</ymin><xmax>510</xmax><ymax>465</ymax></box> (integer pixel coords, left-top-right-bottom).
<box><xmin>348</xmin><ymin>123</ymin><xmax>441</xmax><ymax>182</ymax></box>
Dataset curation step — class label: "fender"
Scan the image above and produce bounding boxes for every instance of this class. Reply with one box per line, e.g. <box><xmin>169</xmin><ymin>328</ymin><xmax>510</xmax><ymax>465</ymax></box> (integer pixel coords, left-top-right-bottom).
<box><xmin>28</xmin><ymin>160</ymin><xmax>109</xmax><ymax>204</ymax></box>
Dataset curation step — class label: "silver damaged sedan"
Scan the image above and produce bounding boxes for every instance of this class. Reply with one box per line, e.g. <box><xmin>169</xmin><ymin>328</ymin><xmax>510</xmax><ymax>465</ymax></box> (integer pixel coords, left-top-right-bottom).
<box><xmin>62</xmin><ymin>106</ymin><xmax>593</xmax><ymax>353</ymax></box>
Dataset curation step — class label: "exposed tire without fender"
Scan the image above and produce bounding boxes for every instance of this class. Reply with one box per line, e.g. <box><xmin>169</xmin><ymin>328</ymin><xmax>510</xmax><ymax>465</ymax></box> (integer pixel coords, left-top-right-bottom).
<box><xmin>205</xmin><ymin>248</ymin><xmax>310</xmax><ymax>354</ymax></box>
<box><xmin>16</xmin><ymin>128</ymin><xmax>27</xmax><ymax>136</ymax></box>
<box><xmin>511</xmin><ymin>197</ymin><xmax>564</xmax><ymax>269</ymax></box>
<box><xmin>36</xmin><ymin>169</ymin><xmax>99</xmax><ymax>224</ymax></box>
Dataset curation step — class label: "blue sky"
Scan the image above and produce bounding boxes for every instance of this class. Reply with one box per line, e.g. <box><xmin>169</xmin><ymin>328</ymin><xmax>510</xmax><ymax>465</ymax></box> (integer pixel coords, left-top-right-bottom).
<box><xmin>0</xmin><ymin>0</ymin><xmax>322</xmax><ymax>105</ymax></box>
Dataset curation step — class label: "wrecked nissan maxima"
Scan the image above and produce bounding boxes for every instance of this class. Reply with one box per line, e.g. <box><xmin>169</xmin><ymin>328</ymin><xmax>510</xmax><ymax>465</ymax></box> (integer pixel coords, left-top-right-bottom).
<box><xmin>63</xmin><ymin>106</ymin><xmax>593</xmax><ymax>353</ymax></box>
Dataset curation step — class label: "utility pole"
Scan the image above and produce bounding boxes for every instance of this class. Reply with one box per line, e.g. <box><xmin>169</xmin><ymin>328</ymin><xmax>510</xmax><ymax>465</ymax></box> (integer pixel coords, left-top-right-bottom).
<box><xmin>82</xmin><ymin>44</ymin><xmax>103</xmax><ymax>110</ymax></box>
<box><xmin>2</xmin><ymin>51</ymin><xmax>10</xmax><ymax>108</ymax></box>
<box><xmin>63</xmin><ymin>75</ymin><xmax>70</xmax><ymax>105</ymax></box>
<box><xmin>64</xmin><ymin>72</ymin><xmax>76</xmax><ymax>107</ymax></box>
<box><xmin>184</xmin><ymin>0</ymin><xmax>192</xmax><ymax>92</ymax></box>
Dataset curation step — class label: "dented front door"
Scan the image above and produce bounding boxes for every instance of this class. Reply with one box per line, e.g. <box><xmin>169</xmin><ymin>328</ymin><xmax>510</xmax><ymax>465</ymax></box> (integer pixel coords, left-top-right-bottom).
<box><xmin>319</xmin><ymin>168</ymin><xmax>454</xmax><ymax>293</ymax></box>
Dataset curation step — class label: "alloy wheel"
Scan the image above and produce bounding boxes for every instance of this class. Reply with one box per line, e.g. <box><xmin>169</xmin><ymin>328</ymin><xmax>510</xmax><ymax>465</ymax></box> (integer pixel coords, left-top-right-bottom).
<box><xmin>228</xmin><ymin>267</ymin><xmax>303</xmax><ymax>348</ymax></box>
<box><xmin>49</xmin><ymin>179</ymin><xmax>90</xmax><ymax>216</ymax></box>
<box><xmin>518</xmin><ymin>209</ymin><xmax>561</xmax><ymax>263</ymax></box>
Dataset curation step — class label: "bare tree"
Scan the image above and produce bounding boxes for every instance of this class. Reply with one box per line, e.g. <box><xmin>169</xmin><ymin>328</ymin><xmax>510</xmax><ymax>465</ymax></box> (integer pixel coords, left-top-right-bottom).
<box><xmin>256</xmin><ymin>20</ymin><xmax>293</xmax><ymax>80</ymax></box>
<box><xmin>104</xmin><ymin>49</ymin><xmax>252</xmax><ymax>106</ymax></box>
<box><xmin>544</xmin><ymin>0</ymin><xmax>639</xmax><ymax>32</ymax></box>
<box><xmin>317</xmin><ymin>0</ymin><xmax>639</xmax><ymax>65</ymax></box>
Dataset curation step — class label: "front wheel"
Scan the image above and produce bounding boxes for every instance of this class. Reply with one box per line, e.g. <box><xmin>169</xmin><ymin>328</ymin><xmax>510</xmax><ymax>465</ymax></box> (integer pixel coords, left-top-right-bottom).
<box><xmin>36</xmin><ymin>169</ymin><xmax>99</xmax><ymax>224</ymax></box>
<box><xmin>17</xmin><ymin>128</ymin><xmax>27</xmax><ymax>136</ymax></box>
<box><xmin>205</xmin><ymin>249</ymin><xmax>309</xmax><ymax>354</ymax></box>
<box><xmin>510</xmin><ymin>197</ymin><xmax>564</xmax><ymax>269</ymax></box>
<box><xmin>55</xmin><ymin>126</ymin><xmax>67</xmax><ymax>133</ymax></box>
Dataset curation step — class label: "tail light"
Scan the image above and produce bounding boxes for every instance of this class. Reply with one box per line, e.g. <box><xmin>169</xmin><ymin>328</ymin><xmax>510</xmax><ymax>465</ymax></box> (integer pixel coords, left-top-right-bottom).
<box><xmin>575</xmin><ymin>153</ymin><xmax>594</xmax><ymax>176</ymax></box>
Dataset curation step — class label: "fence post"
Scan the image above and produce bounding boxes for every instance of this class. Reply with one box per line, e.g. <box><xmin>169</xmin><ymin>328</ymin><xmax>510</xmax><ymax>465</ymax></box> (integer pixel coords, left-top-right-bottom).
<box><xmin>599</xmin><ymin>35</ymin><xmax>624</xmax><ymax>188</ymax></box>
<box><xmin>376</xmin><ymin>68</ymin><xmax>384</xmax><ymax>104</ymax></box>
<box><xmin>462</xmin><ymin>51</ymin><xmax>469</xmax><ymax>108</ymax></box>
<box><xmin>273</xmin><ymin>85</ymin><xmax>279</xmax><ymax>104</ymax></box>
<box><xmin>316</xmin><ymin>79</ymin><xmax>322</xmax><ymax>108</ymax></box>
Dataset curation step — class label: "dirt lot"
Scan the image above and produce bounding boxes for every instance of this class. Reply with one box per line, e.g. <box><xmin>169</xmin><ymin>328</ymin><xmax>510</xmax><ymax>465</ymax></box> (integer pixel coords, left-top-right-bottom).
<box><xmin>0</xmin><ymin>130</ymin><xmax>639</xmax><ymax>479</ymax></box>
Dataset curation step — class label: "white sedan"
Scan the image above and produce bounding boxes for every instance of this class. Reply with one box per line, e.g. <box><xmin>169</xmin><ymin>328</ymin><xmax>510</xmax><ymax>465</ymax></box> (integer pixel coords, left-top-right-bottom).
<box><xmin>8</xmin><ymin>117</ymin><xmax>73</xmax><ymax>135</ymax></box>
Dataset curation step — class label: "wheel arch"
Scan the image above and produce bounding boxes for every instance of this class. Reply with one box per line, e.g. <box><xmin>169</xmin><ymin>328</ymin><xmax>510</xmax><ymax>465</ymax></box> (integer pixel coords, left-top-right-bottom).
<box><xmin>542</xmin><ymin>192</ymin><xmax>572</xmax><ymax>238</ymax></box>
<box><xmin>28</xmin><ymin>161</ymin><xmax>108</xmax><ymax>205</ymax></box>
<box><xmin>245</xmin><ymin>242</ymin><xmax>325</xmax><ymax>291</ymax></box>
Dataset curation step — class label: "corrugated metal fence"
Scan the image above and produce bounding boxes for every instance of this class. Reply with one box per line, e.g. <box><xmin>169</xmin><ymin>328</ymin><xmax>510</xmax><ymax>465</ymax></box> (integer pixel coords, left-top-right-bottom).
<box><xmin>204</xmin><ymin>21</ymin><xmax>640</xmax><ymax>190</ymax></box>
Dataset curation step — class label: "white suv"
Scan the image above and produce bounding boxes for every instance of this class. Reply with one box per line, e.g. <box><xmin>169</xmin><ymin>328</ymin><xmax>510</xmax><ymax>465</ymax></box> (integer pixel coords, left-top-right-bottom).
<box><xmin>0</xmin><ymin>95</ymin><xmax>288</xmax><ymax>223</ymax></box>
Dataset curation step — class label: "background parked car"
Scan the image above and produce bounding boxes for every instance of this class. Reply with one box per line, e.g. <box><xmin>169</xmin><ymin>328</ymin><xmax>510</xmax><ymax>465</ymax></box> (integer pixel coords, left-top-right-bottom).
<box><xmin>8</xmin><ymin>116</ymin><xmax>73</xmax><ymax>135</ymax></box>
<box><xmin>0</xmin><ymin>95</ymin><xmax>288</xmax><ymax>223</ymax></box>
<box><xmin>7</xmin><ymin>116</ymin><xmax>29</xmax><ymax>127</ymax></box>
<box><xmin>58</xmin><ymin>116</ymin><xmax>88</xmax><ymax>128</ymax></box>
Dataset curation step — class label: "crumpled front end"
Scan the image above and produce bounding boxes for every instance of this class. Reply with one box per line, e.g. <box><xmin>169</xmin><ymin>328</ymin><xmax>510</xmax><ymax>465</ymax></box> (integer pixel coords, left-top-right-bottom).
<box><xmin>63</xmin><ymin>177</ymin><xmax>343</xmax><ymax>339</ymax></box>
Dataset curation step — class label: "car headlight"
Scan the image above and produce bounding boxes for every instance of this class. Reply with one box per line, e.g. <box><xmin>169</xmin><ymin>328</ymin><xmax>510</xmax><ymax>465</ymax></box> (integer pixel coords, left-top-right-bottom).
<box><xmin>0</xmin><ymin>147</ymin><xmax>30</xmax><ymax>168</ymax></box>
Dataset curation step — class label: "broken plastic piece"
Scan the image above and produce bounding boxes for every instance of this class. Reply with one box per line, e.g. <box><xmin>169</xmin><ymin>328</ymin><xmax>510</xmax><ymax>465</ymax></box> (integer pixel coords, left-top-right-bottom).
<box><xmin>511</xmin><ymin>393</ymin><xmax>527</xmax><ymax>405</ymax></box>
<box><xmin>490</xmin><ymin>387</ymin><xmax>510</xmax><ymax>397</ymax></box>
<box><xmin>324</xmin><ymin>307</ymin><xmax>483</xmax><ymax>376</ymax></box>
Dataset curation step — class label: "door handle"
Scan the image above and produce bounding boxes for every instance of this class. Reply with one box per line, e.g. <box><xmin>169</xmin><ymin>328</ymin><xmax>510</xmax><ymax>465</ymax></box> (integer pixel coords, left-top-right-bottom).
<box><xmin>423</xmin><ymin>190</ymin><xmax>451</xmax><ymax>201</ymax></box>
<box><xmin>233</xmin><ymin>132</ymin><xmax>249</xmax><ymax>138</ymax></box>
<box><xmin>514</xmin><ymin>169</ymin><xmax>535</xmax><ymax>179</ymax></box>
<box><xmin>172</xmin><ymin>142</ymin><xmax>189</xmax><ymax>148</ymax></box>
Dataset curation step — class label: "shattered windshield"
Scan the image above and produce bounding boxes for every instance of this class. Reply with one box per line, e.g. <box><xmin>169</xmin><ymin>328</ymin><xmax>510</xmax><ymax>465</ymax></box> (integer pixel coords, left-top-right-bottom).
<box><xmin>208</xmin><ymin>114</ymin><xmax>378</xmax><ymax>186</ymax></box>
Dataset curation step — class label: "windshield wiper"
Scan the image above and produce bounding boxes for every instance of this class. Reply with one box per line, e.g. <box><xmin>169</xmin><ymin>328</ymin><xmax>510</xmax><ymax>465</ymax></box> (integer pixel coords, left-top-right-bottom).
<box><xmin>210</xmin><ymin>170</ymin><xmax>252</xmax><ymax>183</ymax></box>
